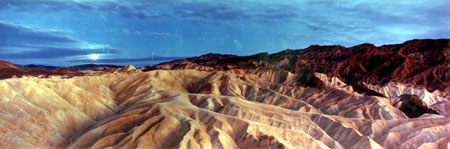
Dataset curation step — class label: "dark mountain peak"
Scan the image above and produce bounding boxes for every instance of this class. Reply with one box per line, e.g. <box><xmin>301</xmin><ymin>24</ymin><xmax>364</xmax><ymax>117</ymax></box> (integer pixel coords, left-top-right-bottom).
<box><xmin>305</xmin><ymin>45</ymin><xmax>345</xmax><ymax>51</ymax></box>
<box><xmin>351</xmin><ymin>43</ymin><xmax>376</xmax><ymax>48</ymax></box>
<box><xmin>248</xmin><ymin>52</ymin><xmax>270</xmax><ymax>60</ymax></box>
<box><xmin>273</xmin><ymin>49</ymin><xmax>297</xmax><ymax>55</ymax></box>
<box><xmin>23</xmin><ymin>64</ymin><xmax>58</xmax><ymax>70</ymax></box>
<box><xmin>71</xmin><ymin>64</ymin><xmax>122</xmax><ymax>67</ymax></box>
<box><xmin>69</xmin><ymin>64</ymin><xmax>122</xmax><ymax>71</ymax></box>
<box><xmin>402</xmin><ymin>38</ymin><xmax>449</xmax><ymax>45</ymax></box>
<box><xmin>400</xmin><ymin>39</ymin><xmax>449</xmax><ymax>51</ymax></box>
<box><xmin>187</xmin><ymin>53</ymin><xmax>238</xmax><ymax>63</ymax></box>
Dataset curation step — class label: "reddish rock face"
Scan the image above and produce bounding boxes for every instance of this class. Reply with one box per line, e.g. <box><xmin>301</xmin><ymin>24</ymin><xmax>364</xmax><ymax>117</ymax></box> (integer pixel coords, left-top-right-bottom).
<box><xmin>148</xmin><ymin>39</ymin><xmax>448</xmax><ymax>117</ymax></box>
<box><xmin>0</xmin><ymin>61</ymin><xmax>18</xmax><ymax>69</ymax></box>
<box><xmin>163</xmin><ymin>39</ymin><xmax>449</xmax><ymax>95</ymax></box>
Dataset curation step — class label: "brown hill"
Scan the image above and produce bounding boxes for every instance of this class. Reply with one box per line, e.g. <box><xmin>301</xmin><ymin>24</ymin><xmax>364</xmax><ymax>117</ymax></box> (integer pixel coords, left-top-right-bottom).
<box><xmin>0</xmin><ymin>60</ymin><xmax>18</xmax><ymax>69</ymax></box>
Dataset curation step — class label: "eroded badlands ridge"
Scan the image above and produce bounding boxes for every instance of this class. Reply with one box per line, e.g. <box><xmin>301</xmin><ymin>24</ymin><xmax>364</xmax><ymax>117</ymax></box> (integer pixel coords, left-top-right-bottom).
<box><xmin>0</xmin><ymin>39</ymin><xmax>449</xmax><ymax>148</ymax></box>
<box><xmin>145</xmin><ymin>39</ymin><xmax>450</xmax><ymax>116</ymax></box>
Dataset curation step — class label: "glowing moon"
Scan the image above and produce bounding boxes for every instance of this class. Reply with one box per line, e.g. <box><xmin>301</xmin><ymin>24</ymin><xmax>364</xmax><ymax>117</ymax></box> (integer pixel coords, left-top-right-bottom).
<box><xmin>89</xmin><ymin>54</ymin><xmax>98</xmax><ymax>60</ymax></box>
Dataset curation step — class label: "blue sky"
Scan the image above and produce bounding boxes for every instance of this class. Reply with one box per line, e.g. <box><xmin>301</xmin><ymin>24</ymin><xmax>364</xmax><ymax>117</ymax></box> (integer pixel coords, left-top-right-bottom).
<box><xmin>0</xmin><ymin>0</ymin><xmax>449</xmax><ymax>67</ymax></box>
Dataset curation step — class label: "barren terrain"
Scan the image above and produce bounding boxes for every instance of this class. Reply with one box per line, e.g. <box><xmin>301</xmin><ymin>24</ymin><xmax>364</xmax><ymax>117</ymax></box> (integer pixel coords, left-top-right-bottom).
<box><xmin>0</xmin><ymin>39</ymin><xmax>449</xmax><ymax>148</ymax></box>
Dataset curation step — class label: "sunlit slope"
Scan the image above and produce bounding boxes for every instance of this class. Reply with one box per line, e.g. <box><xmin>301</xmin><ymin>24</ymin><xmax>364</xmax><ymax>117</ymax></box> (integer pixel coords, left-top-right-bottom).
<box><xmin>0</xmin><ymin>68</ymin><xmax>449</xmax><ymax>148</ymax></box>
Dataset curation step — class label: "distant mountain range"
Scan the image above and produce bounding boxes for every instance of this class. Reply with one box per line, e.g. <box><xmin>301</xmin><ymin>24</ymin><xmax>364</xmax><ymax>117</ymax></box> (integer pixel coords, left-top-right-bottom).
<box><xmin>0</xmin><ymin>62</ymin><xmax>122</xmax><ymax>79</ymax></box>
<box><xmin>0</xmin><ymin>39</ymin><xmax>449</xmax><ymax>148</ymax></box>
<box><xmin>146</xmin><ymin>39</ymin><xmax>449</xmax><ymax>94</ymax></box>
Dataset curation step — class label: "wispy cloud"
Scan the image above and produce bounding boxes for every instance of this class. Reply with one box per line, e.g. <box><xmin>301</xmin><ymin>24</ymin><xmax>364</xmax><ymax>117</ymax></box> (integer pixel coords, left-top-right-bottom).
<box><xmin>0</xmin><ymin>0</ymin><xmax>166</xmax><ymax>19</ymax></box>
<box><xmin>0</xmin><ymin>46</ymin><xmax>120</xmax><ymax>59</ymax></box>
<box><xmin>68</xmin><ymin>55</ymin><xmax>186</xmax><ymax>63</ymax></box>
<box><xmin>0</xmin><ymin>20</ymin><xmax>121</xmax><ymax>59</ymax></box>
<box><xmin>148</xmin><ymin>32</ymin><xmax>180</xmax><ymax>38</ymax></box>
<box><xmin>0</xmin><ymin>0</ymin><xmax>448</xmax><ymax>63</ymax></box>
<box><xmin>0</xmin><ymin>0</ymin><xmax>301</xmax><ymax>24</ymax></box>
<box><xmin>0</xmin><ymin>21</ymin><xmax>77</xmax><ymax>46</ymax></box>
<box><xmin>4</xmin><ymin>0</ymin><xmax>447</xmax><ymax>39</ymax></box>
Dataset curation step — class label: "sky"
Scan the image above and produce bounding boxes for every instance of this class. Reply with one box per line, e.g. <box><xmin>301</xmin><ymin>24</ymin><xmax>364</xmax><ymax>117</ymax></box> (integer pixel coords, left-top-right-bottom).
<box><xmin>0</xmin><ymin>0</ymin><xmax>449</xmax><ymax>67</ymax></box>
